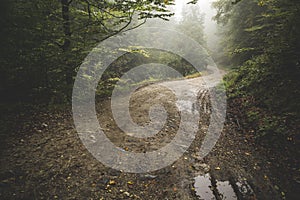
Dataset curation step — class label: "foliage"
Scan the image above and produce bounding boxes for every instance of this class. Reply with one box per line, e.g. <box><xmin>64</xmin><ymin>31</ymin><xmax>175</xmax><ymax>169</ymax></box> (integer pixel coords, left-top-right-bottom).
<box><xmin>95</xmin><ymin>49</ymin><xmax>204</xmax><ymax>98</ymax></box>
<box><xmin>0</xmin><ymin>0</ymin><xmax>175</xmax><ymax>104</ymax></box>
<box><xmin>216</xmin><ymin>0</ymin><xmax>300</xmax><ymax>140</ymax></box>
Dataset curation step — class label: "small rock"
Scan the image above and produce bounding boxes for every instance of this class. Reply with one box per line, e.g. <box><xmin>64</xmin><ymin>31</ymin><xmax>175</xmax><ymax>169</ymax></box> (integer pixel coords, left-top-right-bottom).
<box><xmin>124</xmin><ymin>191</ymin><xmax>130</xmax><ymax>197</ymax></box>
<box><xmin>144</xmin><ymin>174</ymin><xmax>157</xmax><ymax>179</ymax></box>
<box><xmin>193</xmin><ymin>163</ymin><xmax>210</xmax><ymax>173</ymax></box>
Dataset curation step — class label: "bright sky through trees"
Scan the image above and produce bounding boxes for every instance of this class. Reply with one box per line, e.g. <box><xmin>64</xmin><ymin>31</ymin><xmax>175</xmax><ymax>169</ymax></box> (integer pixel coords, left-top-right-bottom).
<box><xmin>173</xmin><ymin>0</ymin><xmax>218</xmax><ymax>50</ymax></box>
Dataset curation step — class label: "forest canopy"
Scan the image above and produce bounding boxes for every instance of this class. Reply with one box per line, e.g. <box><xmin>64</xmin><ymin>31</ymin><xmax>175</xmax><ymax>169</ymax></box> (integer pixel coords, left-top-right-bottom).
<box><xmin>0</xmin><ymin>0</ymin><xmax>178</xmax><ymax>103</ymax></box>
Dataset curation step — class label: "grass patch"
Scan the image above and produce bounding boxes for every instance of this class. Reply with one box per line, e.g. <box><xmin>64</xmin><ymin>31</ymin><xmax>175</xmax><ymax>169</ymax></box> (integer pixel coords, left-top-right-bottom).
<box><xmin>185</xmin><ymin>72</ymin><xmax>202</xmax><ymax>79</ymax></box>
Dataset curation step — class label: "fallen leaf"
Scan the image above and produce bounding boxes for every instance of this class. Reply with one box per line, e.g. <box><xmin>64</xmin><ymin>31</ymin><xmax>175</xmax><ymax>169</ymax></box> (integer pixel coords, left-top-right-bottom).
<box><xmin>109</xmin><ymin>180</ymin><xmax>116</xmax><ymax>185</ymax></box>
<box><xmin>127</xmin><ymin>181</ymin><xmax>134</xmax><ymax>185</ymax></box>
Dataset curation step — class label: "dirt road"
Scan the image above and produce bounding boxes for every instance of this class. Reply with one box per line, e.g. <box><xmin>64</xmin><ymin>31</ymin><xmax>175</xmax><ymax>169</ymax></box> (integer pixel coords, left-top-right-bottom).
<box><xmin>0</xmin><ymin>71</ymin><xmax>286</xmax><ymax>199</ymax></box>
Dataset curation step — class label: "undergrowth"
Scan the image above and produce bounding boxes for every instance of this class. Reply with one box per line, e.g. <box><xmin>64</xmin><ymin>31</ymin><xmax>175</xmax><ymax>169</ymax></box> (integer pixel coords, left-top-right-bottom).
<box><xmin>224</xmin><ymin>56</ymin><xmax>299</xmax><ymax>146</ymax></box>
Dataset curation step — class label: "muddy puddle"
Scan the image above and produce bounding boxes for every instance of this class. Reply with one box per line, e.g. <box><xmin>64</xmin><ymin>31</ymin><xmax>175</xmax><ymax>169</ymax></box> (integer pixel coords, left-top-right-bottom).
<box><xmin>194</xmin><ymin>173</ymin><xmax>215</xmax><ymax>199</ymax></box>
<box><xmin>216</xmin><ymin>180</ymin><xmax>237</xmax><ymax>200</ymax></box>
<box><xmin>194</xmin><ymin>172</ymin><xmax>254</xmax><ymax>199</ymax></box>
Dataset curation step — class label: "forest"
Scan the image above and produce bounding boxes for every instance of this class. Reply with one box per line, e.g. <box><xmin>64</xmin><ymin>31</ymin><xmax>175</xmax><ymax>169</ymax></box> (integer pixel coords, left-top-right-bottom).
<box><xmin>0</xmin><ymin>0</ymin><xmax>299</xmax><ymax>199</ymax></box>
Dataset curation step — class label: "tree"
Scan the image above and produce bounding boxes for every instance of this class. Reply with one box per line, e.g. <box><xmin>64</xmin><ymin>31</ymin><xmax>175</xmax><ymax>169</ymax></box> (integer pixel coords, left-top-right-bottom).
<box><xmin>213</xmin><ymin>0</ymin><xmax>300</xmax><ymax>139</ymax></box>
<box><xmin>178</xmin><ymin>3</ymin><xmax>205</xmax><ymax>46</ymax></box>
<box><xmin>0</xmin><ymin>0</ymin><xmax>175</xmax><ymax>103</ymax></box>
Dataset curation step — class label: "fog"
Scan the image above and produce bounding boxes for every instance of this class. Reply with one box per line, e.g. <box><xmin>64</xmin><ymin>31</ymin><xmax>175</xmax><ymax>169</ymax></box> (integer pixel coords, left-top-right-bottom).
<box><xmin>132</xmin><ymin>0</ymin><xmax>220</xmax><ymax>54</ymax></box>
<box><xmin>173</xmin><ymin>0</ymin><xmax>219</xmax><ymax>51</ymax></box>
<box><xmin>197</xmin><ymin>0</ymin><xmax>219</xmax><ymax>50</ymax></box>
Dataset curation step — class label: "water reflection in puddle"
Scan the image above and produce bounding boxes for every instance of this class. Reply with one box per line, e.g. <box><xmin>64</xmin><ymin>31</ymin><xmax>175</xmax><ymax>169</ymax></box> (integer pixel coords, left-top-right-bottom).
<box><xmin>216</xmin><ymin>180</ymin><xmax>237</xmax><ymax>200</ymax></box>
<box><xmin>194</xmin><ymin>173</ymin><xmax>238</xmax><ymax>200</ymax></box>
<box><xmin>194</xmin><ymin>173</ymin><xmax>215</xmax><ymax>199</ymax></box>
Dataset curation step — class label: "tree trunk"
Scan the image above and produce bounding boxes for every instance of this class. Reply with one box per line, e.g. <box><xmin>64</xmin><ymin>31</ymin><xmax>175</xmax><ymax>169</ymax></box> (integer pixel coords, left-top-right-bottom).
<box><xmin>61</xmin><ymin>0</ymin><xmax>73</xmax><ymax>86</ymax></box>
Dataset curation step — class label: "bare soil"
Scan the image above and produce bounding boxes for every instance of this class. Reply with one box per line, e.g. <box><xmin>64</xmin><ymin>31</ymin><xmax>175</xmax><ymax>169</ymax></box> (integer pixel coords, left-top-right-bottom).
<box><xmin>0</xmin><ymin>76</ymin><xmax>299</xmax><ymax>199</ymax></box>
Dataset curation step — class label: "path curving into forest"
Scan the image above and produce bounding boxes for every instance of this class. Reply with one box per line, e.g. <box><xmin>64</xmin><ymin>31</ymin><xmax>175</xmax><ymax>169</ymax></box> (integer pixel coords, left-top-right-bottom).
<box><xmin>0</xmin><ymin>70</ymin><xmax>284</xmax><ymax>199</ymax></box>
